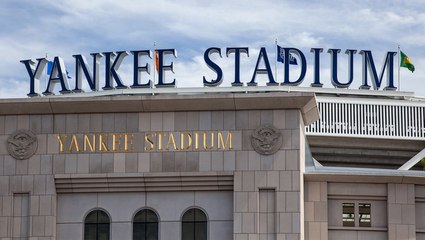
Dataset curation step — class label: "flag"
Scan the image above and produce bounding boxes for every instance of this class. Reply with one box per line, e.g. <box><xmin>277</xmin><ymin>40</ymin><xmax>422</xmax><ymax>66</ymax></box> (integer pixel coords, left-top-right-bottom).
<box><xmin>47</xmin><ymin>61</ymin><xmax>53</xmax><ymax>75</ymax></box>
<box><xmin>277</xmin><ymin>45</ymin><xmax>297</xmax><ymax>65</ymax></box>
<box><xmin>400</xmin><ymin>50</ymin><xmax>415</xmax><ymax>73</ymax></box>
<box><xmin>155</xmin><ymin>51</ymin><xmax>159</xmax><ymax>72</ymax></box>
<box><xmin>47</xmin><ymin>61</ymin><xmax>71</xmax><ymax>79</ymax></box>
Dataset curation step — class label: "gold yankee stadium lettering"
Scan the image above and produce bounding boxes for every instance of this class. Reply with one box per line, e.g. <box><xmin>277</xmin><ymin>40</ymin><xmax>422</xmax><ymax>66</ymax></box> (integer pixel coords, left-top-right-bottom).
<box><xmin>57</xmin><ymin>133</ymin><xmax>134</xmax><ymax>153</ymax></box>
<box><xmin>56</xmin><ymin>131</ymin><xmax>232</xmax><ymax>153</ymax></box>
<box><xmin>144</xmin><ymin>131</ymin><xmax>232</xmax><ymax>152</ymax></box>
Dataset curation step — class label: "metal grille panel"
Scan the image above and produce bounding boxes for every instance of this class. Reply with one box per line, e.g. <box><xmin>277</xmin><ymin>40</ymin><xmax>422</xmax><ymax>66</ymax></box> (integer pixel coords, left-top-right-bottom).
<box><xmin>306</xmin><ymin>97</ymin><xmax>425</xmax><ymax>140</ymax></box>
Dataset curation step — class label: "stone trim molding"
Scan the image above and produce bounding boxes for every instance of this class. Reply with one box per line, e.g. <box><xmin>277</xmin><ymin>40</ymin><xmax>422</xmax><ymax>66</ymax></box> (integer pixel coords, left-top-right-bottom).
<box><xmin>0</xmin><ymin>92</ymin><xmax>319</xmax><ymax>125</ymax></box>
<box><xmin>55</xmin><ymin>172</ymin><xmax>234</xmax><ymax>193</ymax></box>
<box><xmin>305</xmin><ymin>172</ymin><xmax>425</xmax><ymax>184</ymax></box>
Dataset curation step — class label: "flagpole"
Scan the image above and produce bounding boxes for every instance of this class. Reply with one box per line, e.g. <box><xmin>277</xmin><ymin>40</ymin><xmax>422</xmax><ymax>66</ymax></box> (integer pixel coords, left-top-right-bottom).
<box><xmin>153</xmin><ymin>41</ymin><xmax>156</xmax><ymax>91</ymax></box>
<box><xmin>45</xmin><ymin>53</ymin><xmax>48</xmax><ymax>91</ymax></box>
<box><xmin>275</xmin><ymin>38</ymin><xmax>278</xmax><ymax>83</ymax></box>
<box><xmin>398</xmin><ymin>45</ymin><xmax>400</xmax><ymax>91</ymax></box>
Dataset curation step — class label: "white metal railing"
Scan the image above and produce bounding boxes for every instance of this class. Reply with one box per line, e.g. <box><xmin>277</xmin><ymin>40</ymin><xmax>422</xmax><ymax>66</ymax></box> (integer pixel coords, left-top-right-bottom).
<box><xmin>306</xmin><ymin>96</ymin><xmax>425</xmax><ymax>140</ymax></box>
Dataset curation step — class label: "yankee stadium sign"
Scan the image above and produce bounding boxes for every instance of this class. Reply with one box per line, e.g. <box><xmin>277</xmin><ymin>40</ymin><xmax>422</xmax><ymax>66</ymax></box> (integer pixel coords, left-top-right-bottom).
<box><xmin>21</xmin><ymin>46</ymin><xmax>397</xmax><ymax>97</ymax></box>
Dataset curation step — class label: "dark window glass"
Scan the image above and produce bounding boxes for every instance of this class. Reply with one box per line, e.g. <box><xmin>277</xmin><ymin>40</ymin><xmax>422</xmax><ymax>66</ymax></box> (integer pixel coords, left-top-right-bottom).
<box><xmin>133</xmin><ymin>209</ymin><xmax>159</xmax><ymax>240</ymax></box>
<box><xmin>342</xmin><ymin>203</ymin><xmax>355</xmax><ymax>227</ymax></box>
<box><xmin>182</xmin><ymin>208</ymin><xmax>207</xmax><ymax>240</ymax></box>
<box><xmin>359</xmin><ymin>203</ymin><xmax>371</xmax><ymax>227</ymax></box>
<box><xmin>84</xmin><ymin>210</ymin><xmax>110</xmax><ymax>240</ymax></box>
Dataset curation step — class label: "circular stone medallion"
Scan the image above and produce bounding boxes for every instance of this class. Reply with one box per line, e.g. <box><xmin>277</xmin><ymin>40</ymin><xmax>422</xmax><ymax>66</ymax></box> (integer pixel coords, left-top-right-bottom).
<box><xmin>7</xmin><ymin>129</ymin><xmax>38</xmax><ymax>160</ymax></box>
<box><xmin>251</xmin><ymin>125</ymin><xmax>283</xmax><ymax>155</ymax></box>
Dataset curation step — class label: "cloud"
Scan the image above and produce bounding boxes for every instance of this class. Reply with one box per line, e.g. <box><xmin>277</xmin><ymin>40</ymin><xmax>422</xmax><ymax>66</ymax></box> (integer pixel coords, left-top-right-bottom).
<box><xmin>1</xmin><ymin>0</ymin><xmax>425</xmax><ymax>98</ymax></box>
<box><xmin>285</xmin><ymin>32</ymin><xmax>324</xmax><ymax>48</ymax></box>
<box><xmin>0</xmin><ymin>77</ymin><xmax>30</xmax><ymax>98</ymax></box>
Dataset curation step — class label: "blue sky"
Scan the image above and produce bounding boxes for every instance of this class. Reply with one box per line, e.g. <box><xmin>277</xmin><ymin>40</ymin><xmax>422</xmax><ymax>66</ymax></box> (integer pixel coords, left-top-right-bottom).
<box><xmin>1</xmin><ymin>0</ymin><xmax>425</xmax><ymax>98</ymax></box>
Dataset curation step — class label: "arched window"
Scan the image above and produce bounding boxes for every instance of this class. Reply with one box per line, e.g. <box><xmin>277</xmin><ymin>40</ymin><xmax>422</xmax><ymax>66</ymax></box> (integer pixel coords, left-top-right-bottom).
<box><xmin>84</xmin><ymin>210</ymin><xmax>110</xmax><ymax>240</ymax></box>
<box><xmin>133</xmin><ymin>209</ymin><xmax>159</xmax><ymax>240</ymax></box>
<box><xmin>182</xmin><ymin>208</ymin><xmax>207</xmax><ymax>240</ymax></box>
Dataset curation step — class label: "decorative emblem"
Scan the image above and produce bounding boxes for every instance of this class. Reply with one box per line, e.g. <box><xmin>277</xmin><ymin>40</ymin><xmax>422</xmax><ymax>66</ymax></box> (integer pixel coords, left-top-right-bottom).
<box><xmin>7</xmin><ymin>130</ymin><xmax>38</xmax><ymax>160</ymax></box>
<box><xmin>251</xmin><ymin>125</ymin><xmax>282</xmax><ymax>155</ymax></box>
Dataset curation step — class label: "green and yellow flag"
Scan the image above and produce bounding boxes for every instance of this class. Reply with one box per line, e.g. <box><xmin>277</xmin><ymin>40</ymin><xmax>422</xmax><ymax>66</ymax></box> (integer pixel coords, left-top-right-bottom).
<box><xmin>400</xmin><ymin>50</ymin><xmax>415</xmax><ymax>73</ymax></box>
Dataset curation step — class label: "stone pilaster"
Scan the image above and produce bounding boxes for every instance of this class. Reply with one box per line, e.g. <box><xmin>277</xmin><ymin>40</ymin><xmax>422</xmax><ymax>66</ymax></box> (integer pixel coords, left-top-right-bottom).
<box><xmin>304</xmin><ymin>181</ymin><xmax>327</xmax><ymax>240</ymax></box>
<box><xmin>233</xmin><ymin>110</ymin><xmax>305</xmax><ymax>240</ymax></box>
<box><xmin>388</xmin><ymin>183</ymin><xmax>416</xmax><ymax>240</ymax></box>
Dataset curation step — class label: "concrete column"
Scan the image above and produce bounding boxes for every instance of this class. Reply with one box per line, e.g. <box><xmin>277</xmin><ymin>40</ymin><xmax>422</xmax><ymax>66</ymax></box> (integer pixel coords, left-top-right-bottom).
<box><xmin>304</xmin><ymin>181</ymin><xmax>328</xmax><ymax>240</ymax></box>
<box><xmin>233</xmin><ymin>110</ymin><xmax>305</xmax><ymax>240</ymax></box>
<box><xmin>388</xmin><ymin>183</ymin><xmax>416</xmax><ymax>240</ymax></box>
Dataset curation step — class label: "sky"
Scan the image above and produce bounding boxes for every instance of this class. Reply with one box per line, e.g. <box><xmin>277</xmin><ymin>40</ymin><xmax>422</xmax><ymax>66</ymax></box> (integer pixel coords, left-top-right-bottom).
<box><xmin>1</xmin><ymin>0</ymin><xmax>425</xmax><ymax>98</ymax></box>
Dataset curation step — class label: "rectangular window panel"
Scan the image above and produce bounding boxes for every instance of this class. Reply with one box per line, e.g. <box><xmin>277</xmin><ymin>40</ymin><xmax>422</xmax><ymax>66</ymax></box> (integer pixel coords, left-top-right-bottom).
<box><xmin>84</xmin><ymin>224</ymin><xmax>97</xmax><ymax>240</ymax></box>
<box><xmin>194</xmin><ymin>222</ymin><xmax>207</xmax><ymax>240</ymax></box>
<box><xmin>133</xmin><ymin>223</ymin><xmax>145</xmax><ymax>240</ymax></box>
<box><xmin>342</xmin><ymin>203</ymin><xmax>355</xmax><ymax>227</ymax></box>
<box><xmin>146</xmin><ymin>222</ymin><xmax>158</xmax><ymax>240</ymax></box>
<box><xmin>259</xmin><ymin>189</ymin><xmax>276</xmax><ymax>235</ymax></box>
<box><xmin>359</xmin><ymin>203</ymin><xmax>371</xmax><ymax>227</ymax></box>
<box><xmin>13</xmin><ymin>193</ymin><xmax>30</xmax><ymax>238</ymax></box>
<box><xmin>182</xmin><ymin>222</ymin><xmax>194</xmax><ymax>240</ymax></box>
<box><xmin>98</xmin><ymin>223</ymin><xmax>110</xmax><ymax>240</ymax></box>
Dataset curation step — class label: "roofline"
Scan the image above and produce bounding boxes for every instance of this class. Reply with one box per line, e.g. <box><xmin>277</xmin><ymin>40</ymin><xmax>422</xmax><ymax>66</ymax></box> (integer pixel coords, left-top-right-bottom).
<box><xmin>14</xmin><ymin>86</ymin><xmax>415</xmax><ymax>99</ymax></box>
<box><xmin>316</xmin><ymin>95</ymin><xmax>425</xmax><ymax>106</ymax></box>
<box><xmin>0</xmin><ymin>91</ymin><xmax>319</xmax><ymax>125</ymax></box>
<box><xmin>305</xmin><ymin>166</ymin><xmax>425</xmax><ymax>184</ymax></box>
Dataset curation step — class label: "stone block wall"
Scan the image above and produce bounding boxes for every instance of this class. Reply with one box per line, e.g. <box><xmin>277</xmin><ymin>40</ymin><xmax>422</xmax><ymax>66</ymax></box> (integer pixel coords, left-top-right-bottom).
<box><xmin>388</xmin><ymin>183</ymin><xmax>416</xmax><ymax>240</ymax></box>
<box><xmin>233</xmin><ymin>109</ymin><xmax>305</xmax><ymax>240</ymax></box>
<box><xmin>0</xmin><ymin>108</ymin><xmax>306</xmax><ymax>239</ymax></box>
<box><xmin>0</xmin><ymin>110</ymin><xmax>300</xmax><ymax>175</ymax></box>
<box><xmin>304</xmin><ymin>181</ymin><xmax>327</xmax><ymax>240</ymax></box>
<box><xmin>0</xmin><ymin>117</ymin><xmax>56</xmax><ymax>239</ymax></box>
<box><xmin>56</xmin><ymin>191</ymin><xmax>233</xmax><ymax>240</ymax></box>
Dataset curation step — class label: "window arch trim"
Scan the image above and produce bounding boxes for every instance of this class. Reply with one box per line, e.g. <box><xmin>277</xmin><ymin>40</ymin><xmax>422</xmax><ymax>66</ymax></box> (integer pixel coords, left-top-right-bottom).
<box><xmin>180</xmin><ymin>206</ymin><xmax>209</xmax><ymax>222</ymax></box>
<box><xmin>132</xmin><ymin>207</ymin><xmax>160</xmax><ymax>240</ymax></box>
<box><xmin>132</xmin><ymin>207</ymin><xmax>161</xmax><ymax>222</ymax></box>
<box><xmin>83</xmin><ymin>208</ymin><xmax>111</xmax><ymax>240</ymax></box>
<box><xmin>181</xmin><ymin>207</ymin><xmax>208</xmax><ymax>240</ymax></box>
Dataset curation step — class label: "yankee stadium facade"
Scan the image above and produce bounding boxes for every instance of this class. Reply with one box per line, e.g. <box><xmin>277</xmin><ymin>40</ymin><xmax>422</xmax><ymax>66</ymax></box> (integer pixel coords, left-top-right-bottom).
<box><xmin>0</xmin><ymin>46</ymin><xmax>424</xmax><ymax>240</ymax></box>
